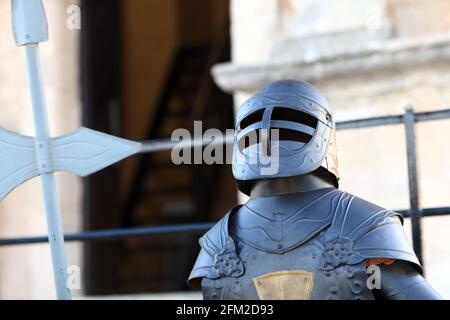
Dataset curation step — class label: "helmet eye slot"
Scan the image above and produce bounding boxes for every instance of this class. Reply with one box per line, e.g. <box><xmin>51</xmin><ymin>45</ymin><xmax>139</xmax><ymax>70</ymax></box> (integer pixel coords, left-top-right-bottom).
<box><xmin>240</xmin><ymin>109</ymin><xmax>264</xmax><ymax>130</ymax></box>
<box><xmin>237</xmin><ymin>128</ymin><xmax>312</xmax><ymax>152</ymax></box>
<box><xmin>275</xmin><ymin>128</ymin><xmax>312</xmax><ymax>144</ymax></box>
<box><xmin>272</xmin><ymin>107</ymin><xmax>318</xmax><ymax>129</ymax></box>
<box><xmin>237</xmin><ymin>107</ymin><xmax>317</xmax><ymax>152</ymax></box>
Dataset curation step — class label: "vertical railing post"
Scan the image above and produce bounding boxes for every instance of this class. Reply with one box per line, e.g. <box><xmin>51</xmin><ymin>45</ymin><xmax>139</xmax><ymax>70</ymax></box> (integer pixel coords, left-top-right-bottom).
<box><xmin>403</xmin><ymin>106</ymin><xmax>423</xmax><ymax>267</ymax></box>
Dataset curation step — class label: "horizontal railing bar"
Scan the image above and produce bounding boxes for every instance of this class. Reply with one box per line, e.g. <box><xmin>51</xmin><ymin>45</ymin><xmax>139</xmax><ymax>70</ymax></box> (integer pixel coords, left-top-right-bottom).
<box><xmin>0</xmin><ymin>222</ymin><xmax>215</xmax><ymax>246</ymax></box>
<box><xmin>415</xmin><ymin>109</ymin><xmax>450</xmax><ymax>123</ymax></box>
<box><xmin>337</xmin><ymin>108</ymin><xmax>450</xmax><ymax>130</ymax></box>
<box><xmin>336</xmin><ymin>114</ymin><xmax>404</xmax><ymax>130</ymax></box>
<box><xmin>0</xmin><ymin>206</ymin><xmax>449</xmax><ymax>247</ymax></box>
<box><xmin>399</xmin><ymin>206</ymin><xmax>450</xmax><ymax>218</ymax></box>
<box><xmin>138</xmin><ymin>108</ymin><xmax>450</xmax><ymax>154</ymax></box>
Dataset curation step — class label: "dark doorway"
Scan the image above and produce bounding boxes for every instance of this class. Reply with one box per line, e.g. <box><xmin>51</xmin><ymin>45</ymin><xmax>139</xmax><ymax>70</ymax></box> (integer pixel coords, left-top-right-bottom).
<box><xmin>81</xmin><ymin>0</ymin><xmax>236</xmax><ymax>295</ymax></box>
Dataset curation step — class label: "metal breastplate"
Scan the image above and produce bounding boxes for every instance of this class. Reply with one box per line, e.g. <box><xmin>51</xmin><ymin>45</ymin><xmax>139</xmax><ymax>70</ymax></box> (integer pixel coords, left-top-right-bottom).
<box><xmin>202</xmin><ymin>229</ymin><xmax>373</xmax><ymax>300</ymax></box>
<box><xmin>188</xmin><ymin>188</ymin><xmax>421</xmax><ymax>300</ymax></box>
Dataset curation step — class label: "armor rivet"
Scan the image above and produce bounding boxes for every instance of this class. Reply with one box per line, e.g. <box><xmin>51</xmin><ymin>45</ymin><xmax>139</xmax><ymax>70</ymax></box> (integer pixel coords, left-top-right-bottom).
<box><xmin>213</xmin><ymin>282</ymin><xmax>223</xmax><ymax>289</ymax></box>
<box><xmin>277</xmin><ymin>244</ymin><xmax>282</xmax><ymax>249</ymax></box>
<box><xmin>351</xmin><ymin>281</ymin><xmax>363</xmax><ymax>295</ymax></box>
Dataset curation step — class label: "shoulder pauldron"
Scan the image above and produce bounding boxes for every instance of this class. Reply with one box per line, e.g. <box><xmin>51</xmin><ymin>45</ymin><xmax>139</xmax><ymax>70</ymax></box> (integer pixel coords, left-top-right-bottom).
<box><xmin>187</xmin><ymin>207</ymin><xmax>244</xmax><ymax>288</ymax></box>
<box><xmin>318</xmin><ymin>192</ymin><xmax>421</xmax><ymax>272</ymax></box>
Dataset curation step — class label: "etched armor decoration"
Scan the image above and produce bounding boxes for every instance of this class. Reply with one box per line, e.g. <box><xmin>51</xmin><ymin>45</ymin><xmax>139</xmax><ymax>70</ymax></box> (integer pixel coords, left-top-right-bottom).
<box><xmin>188</xmin><ymin>80</ymin><xmax>441</xmax><ymax>300</ymax></box>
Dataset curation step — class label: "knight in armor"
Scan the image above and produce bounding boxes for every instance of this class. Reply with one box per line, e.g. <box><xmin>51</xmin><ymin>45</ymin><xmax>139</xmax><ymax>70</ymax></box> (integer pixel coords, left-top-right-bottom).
<box><xmin>188</xmin><ymin>80</ymin><xmax>441</xmax><ymax>300</ymax></box>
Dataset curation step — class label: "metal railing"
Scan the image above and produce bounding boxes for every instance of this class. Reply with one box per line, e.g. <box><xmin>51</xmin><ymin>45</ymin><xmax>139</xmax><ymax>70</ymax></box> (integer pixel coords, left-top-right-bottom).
<box><xmin>1</xmin><ymin>108</ymin><xmax>450</xmax><ymax>268</ymax></box>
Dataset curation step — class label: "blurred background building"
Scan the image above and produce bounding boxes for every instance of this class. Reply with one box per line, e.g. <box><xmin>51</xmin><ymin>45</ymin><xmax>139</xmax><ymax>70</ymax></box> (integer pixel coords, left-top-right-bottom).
<box><xmin>0</xmin><ymin>0</ymin><xmax>449</xmax><ymax>299</ymax></box>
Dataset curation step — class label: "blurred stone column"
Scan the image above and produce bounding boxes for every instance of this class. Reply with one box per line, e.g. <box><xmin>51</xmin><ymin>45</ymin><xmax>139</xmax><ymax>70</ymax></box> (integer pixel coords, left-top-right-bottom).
<box><xmin>0</xmin><ymin>0</ymin><xmax>81</xmax><ymax>299</ymax></box>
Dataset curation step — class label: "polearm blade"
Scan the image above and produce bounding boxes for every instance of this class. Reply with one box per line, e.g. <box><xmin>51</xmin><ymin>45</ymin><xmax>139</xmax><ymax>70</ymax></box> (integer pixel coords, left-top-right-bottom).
<box><xmin>12</xmin><ymin>0</ymin><xmax>71</xmax><ymax>300</ymax></box>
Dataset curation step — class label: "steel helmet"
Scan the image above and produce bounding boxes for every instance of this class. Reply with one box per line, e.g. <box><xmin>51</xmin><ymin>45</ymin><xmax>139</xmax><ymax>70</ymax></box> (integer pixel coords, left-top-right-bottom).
<box><xmin>232</xmin><ymin>80</ymin><xmax>339</xmax><ymax>195</ymax></box>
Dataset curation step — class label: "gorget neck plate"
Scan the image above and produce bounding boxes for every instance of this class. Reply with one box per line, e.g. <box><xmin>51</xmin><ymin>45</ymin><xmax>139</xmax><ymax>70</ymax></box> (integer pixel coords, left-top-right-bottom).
<box><xmin>230</xmin><ymin>188</ymin><xmax>340</xmax><ymax>253</ymax></box>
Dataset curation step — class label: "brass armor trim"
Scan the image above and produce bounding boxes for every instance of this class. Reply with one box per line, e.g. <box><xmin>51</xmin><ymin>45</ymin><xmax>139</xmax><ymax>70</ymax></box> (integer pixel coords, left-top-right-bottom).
<box><xmin>253</xmin><ymin>270</ymin><xmax>314</xmax><ymax>300</ymax></box>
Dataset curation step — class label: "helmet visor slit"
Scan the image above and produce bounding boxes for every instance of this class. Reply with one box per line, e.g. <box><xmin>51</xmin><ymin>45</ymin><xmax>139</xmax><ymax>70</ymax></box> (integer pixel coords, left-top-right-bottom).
<box><xmin>237</xmin><ymin>127</ymin><xmax>312</xmax><ymax>152</ymax></box>
<box><xmin>271</xmin><ymin>107</ymin><xmax>318</xmax><ymax>129</ymax></box>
